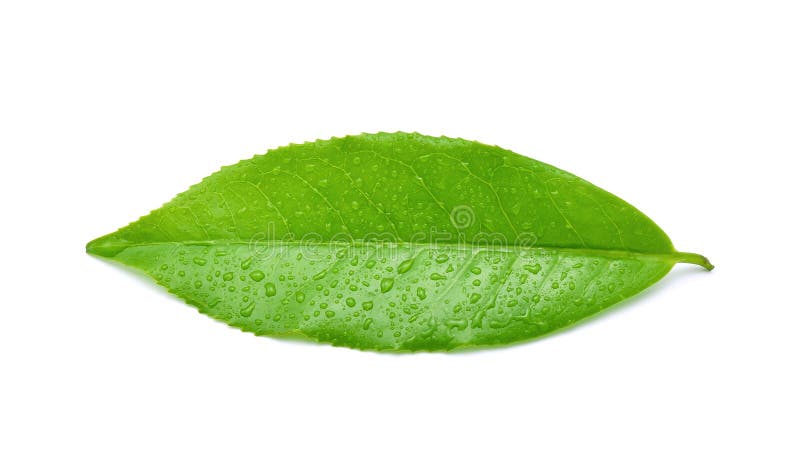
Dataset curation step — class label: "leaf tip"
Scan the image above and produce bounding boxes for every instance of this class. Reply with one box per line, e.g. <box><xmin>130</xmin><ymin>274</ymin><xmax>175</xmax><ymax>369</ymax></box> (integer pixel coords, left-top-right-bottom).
<box><xmin>86</xmin><ymin>233</ymin><xmax>126</xmax><ymax>258</ymax></box>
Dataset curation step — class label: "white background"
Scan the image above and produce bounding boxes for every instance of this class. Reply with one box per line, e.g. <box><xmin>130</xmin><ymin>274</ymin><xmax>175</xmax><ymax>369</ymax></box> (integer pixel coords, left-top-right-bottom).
<box><xmin>1</xmin><ymin>1</ymin><xmax>798</xmax><ymax>464</ymax></box>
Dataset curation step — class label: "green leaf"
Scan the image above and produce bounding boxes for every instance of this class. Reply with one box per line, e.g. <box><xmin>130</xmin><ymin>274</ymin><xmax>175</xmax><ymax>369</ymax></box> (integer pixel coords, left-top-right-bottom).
<box><xmin>87</xmin><ymin>132</ymin><xmax>711</xmax><ymax>351</ymax></box>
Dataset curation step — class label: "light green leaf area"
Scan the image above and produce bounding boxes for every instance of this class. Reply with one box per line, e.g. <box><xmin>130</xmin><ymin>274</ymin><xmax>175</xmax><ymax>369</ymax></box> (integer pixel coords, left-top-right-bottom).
<box><xmin>87</xmin><ymin>132</ymin><xmax>711</xmax><ymax>351</ymax></box>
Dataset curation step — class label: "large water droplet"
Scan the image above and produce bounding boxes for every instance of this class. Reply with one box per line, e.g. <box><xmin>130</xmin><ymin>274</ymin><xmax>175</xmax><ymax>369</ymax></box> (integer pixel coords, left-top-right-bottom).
<box><xmin>240</xmin><ymin>302</ymin><xmax>255</xmax><ymax>317</ymax></box>
<box><xmin>265</xmin><ymin>282</ymin><xmax>277</xmax><ymax>297</ymax></box>
<box><xmin>397</xmin><ymin>258</ymin><xmax>414</xmax><ymax>274</ymax></box>
<box><xmin>524</xmin><ymin>263</ymin><xmax>542</xmax><ymax>274</ymax></box>
<box><xmin>249</xmin><ymin>270</ymin><xmax>265</xmax><ymax>282</ymax></box>
<box><xmin>380</xmin><ymin>277</ymin><xmax>395</xmax><ymax>293</ymax></box>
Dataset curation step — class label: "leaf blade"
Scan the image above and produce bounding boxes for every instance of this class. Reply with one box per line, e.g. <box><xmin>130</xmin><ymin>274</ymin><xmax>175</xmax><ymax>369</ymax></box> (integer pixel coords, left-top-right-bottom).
<box><xmin>87</xmin><ymin>132</ymin><xmax>710</xmax><ymax>351</ymax></box>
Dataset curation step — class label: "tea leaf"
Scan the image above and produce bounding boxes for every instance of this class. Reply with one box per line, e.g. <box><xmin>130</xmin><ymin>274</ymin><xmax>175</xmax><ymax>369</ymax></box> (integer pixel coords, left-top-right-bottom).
<box><xmin>87</xmin><ymin>132</ymin><xmax>711</xmax><ymax>351</ymax></box>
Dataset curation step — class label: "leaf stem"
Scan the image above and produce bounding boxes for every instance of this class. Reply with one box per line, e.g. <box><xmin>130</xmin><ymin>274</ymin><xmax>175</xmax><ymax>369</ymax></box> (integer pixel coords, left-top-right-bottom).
<box><xmin>673</xmin><ymin>251</ymin><xmax>714</xmax><ymax>271</ymax></box>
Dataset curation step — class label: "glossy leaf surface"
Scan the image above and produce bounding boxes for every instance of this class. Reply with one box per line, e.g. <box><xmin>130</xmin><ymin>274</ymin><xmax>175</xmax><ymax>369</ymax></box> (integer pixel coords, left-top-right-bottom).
<box><xmin>87</xmin><ymin>133</ymin><xmax>711</xmax><ymax>351</ymax></box>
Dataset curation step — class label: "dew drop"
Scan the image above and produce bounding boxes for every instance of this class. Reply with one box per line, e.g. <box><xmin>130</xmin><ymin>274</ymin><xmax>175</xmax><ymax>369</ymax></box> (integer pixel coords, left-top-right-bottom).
<box><xmin>313</xmin><ymin>269</ymin><xmax>328</xmax><ymax>280</ymax></box>
<box><xmin>240</xmin><ymin>301</ymin><xmax>255</xmax><ymax>317</ymax></box>
<box><xmin>380</xmin><ymin>277</ymin><xmax>395</xmax><ymax>293</ymax></box>
<box><xmin>416</xmin><ymin>287</ymin><xmax>427</xmax><ymax>300</ymax></box>
<box><xmin>295</xmin><ymin>292</ymin><xmax>306</xmax><ymax>303</ymax></box>
<box><xmin>430</xmin><ymin>273</ymin><xmax>446</xmax><ymax>281</ymax></box>
<box><xmin>524</xmin><ymin>263</ymin><xmax>542</xmax><ymax>274</ymax></box>
<box><xmin>469</xmin><ymin>293</ymin><xmax>482</xmax><ymax>304</ymax></box>
<box><xmin>397</xmin><ymin>258</ymin><xmax>414</xmax><ymax>274</ymax></box>
<box><xmin>193</xmin><ymin>257</ymin><xmax>207</xmax><ymax>266</ymax></box>
<box><xmin>264</xmin><ymin>282</ymin><xmax>277</xmax><ymax>297</ymax></box>
<box><xmin>249</xmin><ymin>270</ymin><xmax>265</xmax><ymax>282</ymax></box>
<box><xmin>346</xmin><ymin>297</ymin><xmax>356</xmax><ymax>307</ymax></box>
<box><xmin>223</xmin><ymin>272</ymin><xmax>234</xmax><ymax>281</ymax></box>
<box><xmin>362</xmin><ymin>301</ymin><xmax>374</xmax><ymax>311</ymax></box>
<box><xmin>363</xmin><ymin>318</ymin><xmax>373</xmax><ymax>330</ymax></box>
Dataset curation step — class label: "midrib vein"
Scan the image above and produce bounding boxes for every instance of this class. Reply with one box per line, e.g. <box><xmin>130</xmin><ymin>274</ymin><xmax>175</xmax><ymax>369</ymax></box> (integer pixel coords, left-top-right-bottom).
<box><xmin>87</xmin><ymin>239</ymin><xmax>713</xmax><ymax>269</ymax></box>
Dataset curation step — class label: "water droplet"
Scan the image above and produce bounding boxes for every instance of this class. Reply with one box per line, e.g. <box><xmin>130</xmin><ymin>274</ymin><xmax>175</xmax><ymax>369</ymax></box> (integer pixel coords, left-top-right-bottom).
<box><xmin>325</xmin><ymin>310</ymin><xmax>336</xmax><ymax>318</ymax></box>
<box><xmin>223</xmin><ymin>272</ymin><xmax>234</xmax><ymax>281</ymax></box>
<box><xmin>469</xmin><ymin>293</ymin><xmax>482</xmax><ymax>304</ymax></box>
<box><xmin>397</xmin><ymin>258</ymin><xmax>414</xmax><ymax>274</ymax></box>
<box><xmin>313</xmin><ymin>270</ymin><xmax>328</xmax><ymax>280</ymax></box>
<box><xmin>362</xmin><ymin>301</ymin><xmax>374</xmax><ymax>311</ymax></box>
<box><xmin>295</xmin><ymin>292</ymin><xmax>306</xmax><ymax>303</ymax></box>
<box><xmin>249</xmin><ymin>270</ymin><xmax>265</xmax><ymax>282</ymax></box>
<box><xmin>380</xmin><ymin>277</ymin><xmax>395</xmax><ymax>293</ymax></box>
<box><xmin>524</xmin><ymin>263</ymin><xmax>542</xmax><ymax>274</ymax></box>
<box><xmin>551</xmin><ymin>282</ymin><xmax>559</xmax><ymax>289</ymax></box>
<box><xmin>240</xmin><ymin>301</ymin><xmax>255</xmax><ymax>317</ymax></box>
<box><xmin>346</xmin><ymin>297</ymin><xmax>356</xmax><ymax>307</ymax></box>
<box><xmin>472</xmin><ymin>279</ymin><xmax>481</xmax><ymax>286</ymax></box>
<box><xmin>193</xmin><ymin>257</ymin><xmax>207</xmax><ymax>266</ymax></box>
<box><xmin>470</xmin><ymin>267</ymin><xmax>481</xmax><ymax>275</ymax></box>
<box><xmin>240</xmin><ymin>257</ymin><xmax>253</xmax><ymax>270</ymax></box>
<box><xmin>435</xmin><ymin>255</ymin><xmax>449</xmax><ymax>263</ymax></box>
<box><xmin>430</xmin><ymin>273</ymin><xmax>446</xmax><ymax>281</ymax></box>
<box><xmin>363</xmin><ymin>318</ymin><xmax>373</xmax><ymax>329</ymax></box>
<box><xmin>416</xmin><ymin>287</ymin><xmax>427</xmax><ymax>300</ymax></box>
<box><xmin>194</xmin><ymin>280</ymin><xmax>203</xmax><ymax>289</ymax></box>
<box><xmin>264</xmin><ymin>282</ymin><xmax>277</xmax><ymax>297</ymax></box>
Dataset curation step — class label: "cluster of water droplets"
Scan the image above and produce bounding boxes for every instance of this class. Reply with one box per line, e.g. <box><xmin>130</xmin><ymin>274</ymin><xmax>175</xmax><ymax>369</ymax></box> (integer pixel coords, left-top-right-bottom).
<box><xmin>146</xmin><ymin>242</ymin><xmax>658</xmax><ymax>349</ymax></box>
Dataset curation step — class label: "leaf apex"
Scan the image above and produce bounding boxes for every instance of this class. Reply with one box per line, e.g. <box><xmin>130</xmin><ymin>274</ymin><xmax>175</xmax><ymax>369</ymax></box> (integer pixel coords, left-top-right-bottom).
<box><xmin>86</xmin><ymin>233</ymin><xmax>126</xmax><ymax>258</ymax></box>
